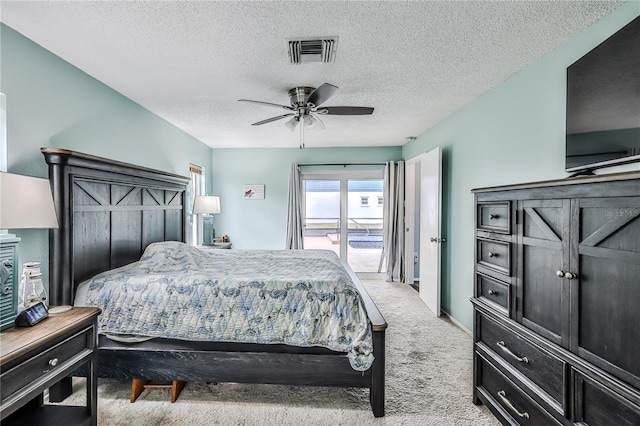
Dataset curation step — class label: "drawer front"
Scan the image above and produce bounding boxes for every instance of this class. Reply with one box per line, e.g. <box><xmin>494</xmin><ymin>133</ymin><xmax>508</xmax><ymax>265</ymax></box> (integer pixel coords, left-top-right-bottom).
<box><xmin>477</xmin><ymin>238</ymin><xmax>511</xmax><ymax>275</ymax></box>
<box><xmin>477</xmin><ymin>354</ymin><xmax>562</xmax><ymax>426</ymax></box>
<box><xmin>574</xmin><ymin>370</ymin><xmax>640</xmax><ymax>426</ymax></box>
<box><xmin>477</xmin><ymin>202</ymin><xmax>510</xmax><ymax>234</ymax></box>
<box><xmin>479</xmin><ymin>314</ymin><xmax>566</xmax><ymax>410</ymax></box>
<box><xmin>477</xmin><ymin>273</ymin><xmax>510</xmax><ymax>315</ymax></box>
<box><xmin>1</xmin><ymin>327</ymin><xmax>92</xmax><ymax>401</ymax></box>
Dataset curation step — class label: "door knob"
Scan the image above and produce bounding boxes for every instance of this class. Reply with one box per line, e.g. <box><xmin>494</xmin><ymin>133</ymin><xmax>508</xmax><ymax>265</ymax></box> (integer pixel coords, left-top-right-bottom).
<box><xmin>430</xmin><ymin>237</ymin><xmax>437</xmax><ymax>243</ymax></box>
<box><xmin>556</xmin><ymin>270</ymin><xmax>577</xmax><ymax>280</ymax></box>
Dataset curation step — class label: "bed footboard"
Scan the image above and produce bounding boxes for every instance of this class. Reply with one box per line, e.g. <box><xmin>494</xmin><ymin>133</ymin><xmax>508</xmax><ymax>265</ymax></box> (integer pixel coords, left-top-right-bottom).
<box><xmin>92</xmin><ymin>338</ymin><xmax>385</xmax><ymax>416</ymax></box>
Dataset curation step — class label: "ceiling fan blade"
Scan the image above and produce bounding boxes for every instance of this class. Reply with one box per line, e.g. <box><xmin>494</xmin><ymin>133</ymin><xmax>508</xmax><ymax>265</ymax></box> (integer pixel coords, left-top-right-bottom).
<box><xmin>239</xmin><ymin>99</ymin><xmax>295</xmax><ymax>111</ymax></box>
<box><xmin>305</xmin><ymin>83</ymin><xmax>338</xmax><ymax>107</ymax></box>
<box><xmin>320</xmin><ymin>106</ymin><xmax>374</xmax><ymax>115</ymax></box>
<box><xmin>251</xmin><ymin>114</ymin><xmax>294</xmax><ymax>126</ymax></box>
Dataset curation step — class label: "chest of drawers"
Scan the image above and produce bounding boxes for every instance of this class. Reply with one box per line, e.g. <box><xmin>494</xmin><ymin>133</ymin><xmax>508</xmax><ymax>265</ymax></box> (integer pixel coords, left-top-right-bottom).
<box><xmin>472</xmin><ymin>172</ymin><xmax>640</xmax><ymax>425</ymax></box>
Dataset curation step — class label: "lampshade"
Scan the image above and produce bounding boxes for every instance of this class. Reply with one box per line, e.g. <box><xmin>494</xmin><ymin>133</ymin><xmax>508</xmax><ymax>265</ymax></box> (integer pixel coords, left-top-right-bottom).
<box><xmin>0</xmin><ymin>172</ymin><xmax>59</xmax><ymax>229</ymax></box>
<box><xmin>285</xmin><ymin>116</ymin><xmax>298</xmax><ymax>132</ymax></box>
<box><xmin>192</xmin><ymin>195</ymin><xmax>221</xmax><ymax>214</ymax></box>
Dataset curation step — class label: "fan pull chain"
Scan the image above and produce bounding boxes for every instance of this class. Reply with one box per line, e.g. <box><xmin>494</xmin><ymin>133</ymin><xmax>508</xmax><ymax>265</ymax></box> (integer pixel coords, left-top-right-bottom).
<box><xmin>299</xmin><ymin>119</ymin><xmax>305</xmax><ymax>149</ymax></box>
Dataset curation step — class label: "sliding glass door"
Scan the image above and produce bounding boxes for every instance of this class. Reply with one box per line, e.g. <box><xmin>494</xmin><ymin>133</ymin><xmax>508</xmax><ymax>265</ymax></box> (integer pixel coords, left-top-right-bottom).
<box><xmin>303</xmin><ymin>179</ymin><xmax>341</xmax><ymax>257</ymax></box>
<box><xmin>346</xmin><ymin>179</ymin><xmax>384</xmax><ymax>273</ymax></box>
<box><xmin>302</xmin><ymin>171</ymin><xmax>384</xmax><ymax>273</ymax></box>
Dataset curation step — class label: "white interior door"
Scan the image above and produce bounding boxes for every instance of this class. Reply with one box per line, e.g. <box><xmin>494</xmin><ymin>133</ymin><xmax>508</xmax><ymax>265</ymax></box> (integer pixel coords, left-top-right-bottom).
<box><xmin>419</xmin><ymin>147</ymin><xmax>442</xmax><ymax>316</ymax></box>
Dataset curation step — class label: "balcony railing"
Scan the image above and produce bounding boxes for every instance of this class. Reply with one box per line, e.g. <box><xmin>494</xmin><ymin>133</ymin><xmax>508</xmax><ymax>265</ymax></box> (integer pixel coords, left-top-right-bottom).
<box><xmin>304</xmin><ymin>217</ymin><xmax>383</xmax><ymax>237</ymax></box>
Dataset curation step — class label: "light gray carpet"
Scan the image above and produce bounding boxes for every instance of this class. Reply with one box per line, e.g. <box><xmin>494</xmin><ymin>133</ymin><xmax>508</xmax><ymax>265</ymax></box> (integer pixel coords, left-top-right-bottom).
<box><xmin>61</xmin><ymin>278</ymin><xmax>500</xmax><ymax>425</ymax></box>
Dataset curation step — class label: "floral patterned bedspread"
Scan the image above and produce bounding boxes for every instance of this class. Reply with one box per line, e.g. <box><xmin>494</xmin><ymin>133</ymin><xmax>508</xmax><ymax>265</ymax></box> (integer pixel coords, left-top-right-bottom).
<box><xmin>74</xmin><ymin>241</ymin><xmax>373</xmax><ymax>371</ymax></box>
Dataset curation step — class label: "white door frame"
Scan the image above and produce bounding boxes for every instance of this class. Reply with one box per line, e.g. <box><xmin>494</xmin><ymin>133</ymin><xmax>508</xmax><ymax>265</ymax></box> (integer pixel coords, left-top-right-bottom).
<box><xmin>404</xmin><ymin>160</ymin><xmax>418</xmax><ymax>284</ymax></box>
<box><xmin>404</xmin><ymin>148</ymin><xmax>442</xmax><ymax>316</ymax></box>
<box><xmin>404</xmin><ymin>153</ymin><xmax>428</xmax><ymax>284</ymax></box>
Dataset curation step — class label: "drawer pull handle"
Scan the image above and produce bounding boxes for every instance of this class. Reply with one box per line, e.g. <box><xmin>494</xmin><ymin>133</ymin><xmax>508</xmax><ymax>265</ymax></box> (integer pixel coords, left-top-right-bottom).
<box><xmin>488</xmin><ymin>290</ymin><xmax>497</xmax><ymax>296</ymax></box>
<box><xmin>497</xmin><ymin>390</ymin><xmax>530</xmax><ymax>420</ymax></box>
<box><xmin>48</xmin><ymin>358</ymin><xmax>59</xmax><ymax>367</ymax></box>
<box><xmin>488</xmin><ymin>252</ymin><xmax>497</xmax><ymax>258</ymax></box>
<box><xmin>489</xmin><ymin>213</ymin><xmax>499</xmax><ymax>219</ymax></box>
<box><xmin>556</xmin><ymin>270</ymin><xmax>565</xmax><ymax>278</ymax></box>
<box><xmin>497</xmin><ymin>341</ymin><xmax>529</xmax><ymax>363</ymax></box>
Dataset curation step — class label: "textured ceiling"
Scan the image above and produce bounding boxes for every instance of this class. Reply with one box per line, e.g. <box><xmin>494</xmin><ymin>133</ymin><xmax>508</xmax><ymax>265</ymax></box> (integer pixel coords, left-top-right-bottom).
<box><xmin>0</xmin><ymin>1</ymin><xmax>627</xmax><ymax>149</ymax></box>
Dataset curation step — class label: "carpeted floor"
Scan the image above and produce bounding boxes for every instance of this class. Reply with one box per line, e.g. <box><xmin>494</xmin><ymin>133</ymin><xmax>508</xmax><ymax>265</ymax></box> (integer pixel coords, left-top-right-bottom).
<box><xmin>60</xmin><ymin>277</ymin><xmax>500</xmax><ymax>425</ymax></box>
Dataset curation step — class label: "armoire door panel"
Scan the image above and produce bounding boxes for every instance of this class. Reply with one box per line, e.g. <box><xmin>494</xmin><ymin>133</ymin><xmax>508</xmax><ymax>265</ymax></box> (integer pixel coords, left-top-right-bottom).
<box><xmin>578</xmin><ymin>198</ymin><xmax>640</xmax><ymax>251</ymax></box>
<box><xmin>522</xmin><ymin>202</ymin><xmax>564</xmax><ymax>242</ymax></box>
<box><xmin>578</xmin><ymin>258</ymin><xmax>640</xmax><ymax>385</ymax></box>
<box><xmin>574</xmin><ymin>197</ymin><xmax>640</xmax><ymax>387</ymax></box>
<box><xmin>518</xmin><ymin>200</ymin><xmax>571</xmax><ymax>347</ymax></box>
<box><xmin>521</xmin><ymin>245</ymin><xmax>564</xmax><ymax>343</ymax></box>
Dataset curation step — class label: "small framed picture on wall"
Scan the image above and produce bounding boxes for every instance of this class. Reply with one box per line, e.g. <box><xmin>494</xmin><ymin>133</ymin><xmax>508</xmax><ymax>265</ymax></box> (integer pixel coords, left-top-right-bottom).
<box><xmin>243</xmin><ymin>184</ymin><xmax>265</xmax><ymax>199</ymax></box>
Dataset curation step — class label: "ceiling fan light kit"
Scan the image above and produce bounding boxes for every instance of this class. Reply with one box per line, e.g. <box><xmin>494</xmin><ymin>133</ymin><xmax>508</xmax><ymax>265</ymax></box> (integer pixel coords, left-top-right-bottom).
<box><xmin>238</xmin><ymin>83</ymin><xmax>374</xmax><ymax>149</ymax></box>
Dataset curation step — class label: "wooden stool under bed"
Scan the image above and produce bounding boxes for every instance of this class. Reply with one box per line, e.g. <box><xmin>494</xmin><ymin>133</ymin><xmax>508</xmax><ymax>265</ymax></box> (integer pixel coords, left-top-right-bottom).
<box><xmin>131</xmin><ymin>379</ymin><xmax>187</xmax><ymax>403</ymax></box>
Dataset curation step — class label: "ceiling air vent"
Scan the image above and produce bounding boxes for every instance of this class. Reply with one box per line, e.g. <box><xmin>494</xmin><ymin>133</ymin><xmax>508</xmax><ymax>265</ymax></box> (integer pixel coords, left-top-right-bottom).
<box><xmin>287</xmin><ymin>37</ymin><xmax>338</xmax><ymax>64</ymax></box>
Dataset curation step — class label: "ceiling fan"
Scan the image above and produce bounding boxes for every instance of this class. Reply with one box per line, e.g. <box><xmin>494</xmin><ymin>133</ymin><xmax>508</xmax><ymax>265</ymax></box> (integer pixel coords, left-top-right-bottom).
<box><xmin>238</xmin><ymin>83</ymin><xmax>374</xmax><ymax>148</ymax></box>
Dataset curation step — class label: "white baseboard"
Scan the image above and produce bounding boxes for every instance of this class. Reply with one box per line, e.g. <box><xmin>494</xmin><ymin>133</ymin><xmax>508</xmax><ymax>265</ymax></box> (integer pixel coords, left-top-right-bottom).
<box><xmin>440</xmin><ymin>309</ymin><xmax>472</xmax><ymax>336</ymax></box>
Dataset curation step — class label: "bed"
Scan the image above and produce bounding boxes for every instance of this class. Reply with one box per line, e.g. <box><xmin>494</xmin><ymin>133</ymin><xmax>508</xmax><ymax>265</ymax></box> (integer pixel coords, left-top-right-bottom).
<box><xmin>42</xmin><ymin>148</ymin><xmax>387</xmax><ymax>417</ymax></box>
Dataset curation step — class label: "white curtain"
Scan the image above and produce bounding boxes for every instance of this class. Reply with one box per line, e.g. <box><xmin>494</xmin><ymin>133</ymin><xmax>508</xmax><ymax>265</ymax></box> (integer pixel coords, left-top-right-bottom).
<box><xmin>383</xmin><ymin>161</ymin><xmax>405</xmax><ymax>282</ymax></box>
<box><xmin>285</xmin><ymin>162</ymin><xmax>304</xmax><ymax>249</ymax></box>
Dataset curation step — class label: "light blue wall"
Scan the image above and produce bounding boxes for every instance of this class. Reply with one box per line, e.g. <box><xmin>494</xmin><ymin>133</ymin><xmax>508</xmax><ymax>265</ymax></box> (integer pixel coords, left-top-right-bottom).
<box><xmin>211</xmin><ymin>147</ymin><xmax>402</xmax><ymax>249</ymax></box>
<box><xmin>0</xmin><ymin>24</ymin><xmax>213</xmax><ymax>292</ymax></box>
<box><xmin>403</xmin><ymin>2</ymin><xmax>640</xmax><ymax>331</ymax></box>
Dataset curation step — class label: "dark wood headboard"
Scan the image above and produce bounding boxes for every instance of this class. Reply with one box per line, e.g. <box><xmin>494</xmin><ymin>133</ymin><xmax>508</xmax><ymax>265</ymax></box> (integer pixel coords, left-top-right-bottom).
<box><xmin>42</xmin><ymin>148</ymin><xmax>191</xmax><ymax>306</ymax></box>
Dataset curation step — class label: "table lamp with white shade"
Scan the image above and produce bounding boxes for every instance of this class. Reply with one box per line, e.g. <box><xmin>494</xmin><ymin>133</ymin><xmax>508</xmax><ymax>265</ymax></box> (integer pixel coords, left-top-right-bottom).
<box><xmin>0</xmin><ymin>172</ymin><xmax>60</xmax><ymax>326</ymax></box>
<box><xmin>192</xmin><ymin>195</ymin><xmax>221</xmax><ymax>246</ymax></box>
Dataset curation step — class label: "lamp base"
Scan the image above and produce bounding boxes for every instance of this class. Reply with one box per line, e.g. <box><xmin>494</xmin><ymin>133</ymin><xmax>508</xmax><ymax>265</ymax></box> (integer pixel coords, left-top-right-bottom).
<box><xmin>0</xmin><ymin>236</ymin><xmax>21</xmax><ymax>330</ymax></box>
<box><xmin>49</xmin><ymin>305</ymin><xmax>73</xmax><ymax>314</ymax></box>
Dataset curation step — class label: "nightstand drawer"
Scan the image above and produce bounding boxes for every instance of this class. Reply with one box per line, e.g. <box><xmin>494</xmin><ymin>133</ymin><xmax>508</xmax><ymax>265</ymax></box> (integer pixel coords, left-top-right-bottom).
<box><xmin>477</xmin><ymin>354</ymin><xmax>562</xmax><ymax>426</ymax></box>
<box><xmin>477</xmin><ymin>238</ymin><xmax>511</xmax><ymax>275</ymax></box>
<box><xmin>478</xmin><ymin>314</ymin><xmax>566</xmax><ymax>412</ymax></box>
<box><xmin>1</xmin><ymin>327</ymin><xmax>92</xmax><ymax>402</ymax></box>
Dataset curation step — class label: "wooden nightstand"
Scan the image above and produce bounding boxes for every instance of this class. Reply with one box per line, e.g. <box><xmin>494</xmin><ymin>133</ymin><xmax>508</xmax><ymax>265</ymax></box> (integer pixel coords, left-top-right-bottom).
<box><xmin>196</xmin><ymin>243</ymin><xmax>232</xmax><ymax>250</ymax></box>
<box><xmin>0</xmin><ymin>306</ymin><xmax>101</xmax><ymax>426</ymax></box>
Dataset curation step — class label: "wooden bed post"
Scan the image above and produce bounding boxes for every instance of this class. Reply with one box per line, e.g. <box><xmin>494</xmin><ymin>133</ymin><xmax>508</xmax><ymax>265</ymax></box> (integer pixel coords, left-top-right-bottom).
<box><xmin>46</xmin><ymin>151</ymin><xmax>74</xmax><ymax>307</ymax></box>
<box><xmin>370</xmin><ymin>328</ymin><xmax>386</xmax><ymax>417</ymax></box>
